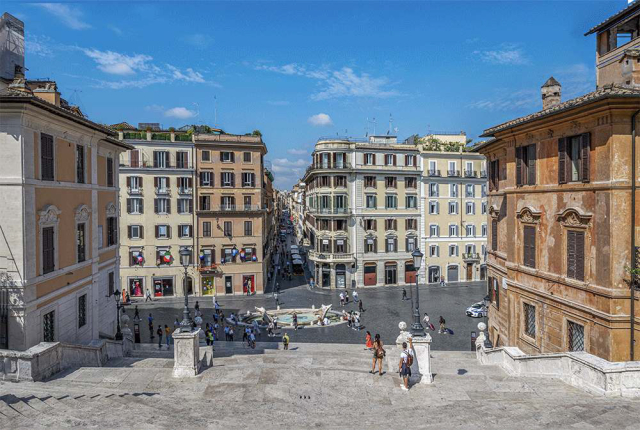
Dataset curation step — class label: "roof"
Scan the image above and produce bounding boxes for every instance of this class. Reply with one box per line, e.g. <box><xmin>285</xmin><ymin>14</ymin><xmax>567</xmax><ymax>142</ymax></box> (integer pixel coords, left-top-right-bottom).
<box><xmin>585</xmin><ymin>0</ymin><xmax>640</xmax><ymax>36</ymax></box>
<box><xmin>542</xmin><ymin>76</ymin><xmax>560</xmax><ymax>88</ymax></box>
<box><xmin>481</xmin><ymin>84</ymin><xmax>640</xmax><ymax>137</ymax></box>
<box><xmin>0</xmin><ymin>87</ymin><xmax>133</xmax><ymax>150</ymax></box>
<box><xmin>110</xmin><ymin>121</ymin><xmax>136</xmax><ymax>130</ymax></box>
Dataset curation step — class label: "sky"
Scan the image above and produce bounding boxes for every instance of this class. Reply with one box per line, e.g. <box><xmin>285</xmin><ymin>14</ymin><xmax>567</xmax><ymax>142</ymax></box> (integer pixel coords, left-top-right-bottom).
<box><xmin>5</xmin><ymin>1</ymin><xmax>626</xmax><ymax>189</ymax></box>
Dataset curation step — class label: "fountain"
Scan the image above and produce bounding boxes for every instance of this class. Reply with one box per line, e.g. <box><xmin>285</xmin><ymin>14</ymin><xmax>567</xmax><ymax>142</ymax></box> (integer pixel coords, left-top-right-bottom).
<box><xmin>241</xmin><ymin>304</ymin><xmax>344</xmax><ymax>328</ymax></box>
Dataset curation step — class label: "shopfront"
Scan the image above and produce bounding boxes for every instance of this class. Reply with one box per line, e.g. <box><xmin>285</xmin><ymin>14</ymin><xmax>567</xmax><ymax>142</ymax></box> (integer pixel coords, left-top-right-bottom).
<box><xmin>405</xmin><ymin>261</ymin><xmax>416</xmax><ymax>284</ymax></box>
<box><xmin>364</xmin><ymin>263</ymin><xmax>377</xmax><ymax>286</ymax></box>
<box><xmin>202</xmin><ymin>276</ymin><xmax>215</xmax><ymax>295</ymax></box>
<box><xmin>385</xmin><ymin>262</ymin><xmax>397</xmax><ymax>285</ymax></box>
<box><xmin>243</xmin><ymin>275</ymin><xmax>255</xmax><ymax>294</ymax></box>
<box><xmin>128</xmin><ymin>277</ymin><xmax>144</xmax><ymax>297</ymax></box>
<box><xmin>153</xmin><ymin>277</ymin><xmax>174</xmax><ymax>296</ymax></box>
<box><xmin>336</xmin><ymin>264</ymin><xmax>346</xmax><ymax>288</ymax></box>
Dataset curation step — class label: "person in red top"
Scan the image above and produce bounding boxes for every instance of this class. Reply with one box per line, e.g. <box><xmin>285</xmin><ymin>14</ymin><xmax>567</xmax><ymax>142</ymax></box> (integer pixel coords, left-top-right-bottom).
<box><xmin>365</xmin><ymin>331</ymin><xmax>373</xmax><ymax>350</ymax></box>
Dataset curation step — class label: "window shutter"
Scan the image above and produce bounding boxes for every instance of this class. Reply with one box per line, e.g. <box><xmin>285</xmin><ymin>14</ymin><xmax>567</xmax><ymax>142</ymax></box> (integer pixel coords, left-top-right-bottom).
<box><xmin>167</xmin><ymin>200</ymin><xmax>171</xmax><ymax>214</ymax></box>
<box><xmin>126</xmin><ymin>177</ymin><xmax>131</xmax><ymax>188</ymax></box>
<box><xmin>528</xmin><ymin>144</ymin><xmax>536</xmax><ymax>185</ymax></box>
<box><xmin>393</xmin><ymin>154</ymin><xmax>397</xmax><ymax>166</ymax></box>
<box><xmin>154</xmin><ymin>177</ymin><xmax>159</xmax><ymax>188</ymax></box>
<box><xmin>128</xmin><ymin>226</ymin><xmax>132</xmax><ymax>239</ymax></box>
<box><xmin>189</xmin><ymin>199</ymin><xmax>193</xmax><ymax>213</ymax></box>
<box><xmin>575</xmin><ymin>231</ymin><xmax>585</xmax><ymax>281</ymax></box>
<box><xmin>581</xmin><ymin>133</ymin><xmax>590</xmax><ymax>183</ymax></box>
<box><xmin>558</xmin><ymin>137</ymin><xmax>567</xmax><ymax>184</ymax></box>
<box><xmin>436</xmin><ymin>201</ymin><xmax>440</xmax><ymax>214</ymax></box>
<box><xmin>167</xmin><ymin>226</ymin><xmax>172</xmax><ymax>239</ymax></box>
<box><xmin>188</xmin><ymin>177</ymin><xmax>193</xmax><ymax>188</ymax></box>
<box><xmin>139</xmin><ymin>201</ymin><xmax>144</xmax><ymax>214</ymax></box>
<box><xmin>492</xmin><ymin>219</ymin><xmax>498</xmax><ymax>251</ymax></box>
<box><xmin>231</xmin><ymin>173</ymin><xmax>235</xmax><ymax>187</ymax></box>
<box><xmin>516</xmin><ymin>146</ymin><xmax>522</xmax><ymax>186</ymax></box>
<box><xmin>153</xmin><ymin>151</ymin><xmax>159</xmax><ymax>168</ymax></box>
<box><xmin>165</xmin><ymin>152</ymin><xmax>170</xmax><ymax>167</ymax></box>
<box><xmin>488</xmin><ymin>162</ymin><xmax>493</xmax><ymax>191</ymax></box>
<box><xmin>155</xmin><ymin>225</ymin><xmax>159</xmax><ymax>238</ymax></box>
<box><xmin>154</xmin><ymin>199</ymin><xmax>158</xmax><ymax>214</ymax></box>
<box><xmin>523</xmin><ymin>225</ymin><xmax>536</xmax><ymax>268</ymax></box>
<box><xmin>566</xmin><ymin>230</ymin><xmax>585</xmax><ymax>280</ymax></box>
<box><xmin>372</xmin><ymin>154</ymin><xmax>376</xmax><ymax>165</ymax></box>
<box><xmin>231</xmin><ymin>152</ymin><xmax>235</xmax><ymax>163</ymax></box>
<box><xmin>127</xmin><ymin>198</ymin><xmax>132</xmax><ymax>213</ymax></box>
<box><xmin>140</xmin><ymin>226</ymin><xmax>144</xmax><ymax>239</ymax></box>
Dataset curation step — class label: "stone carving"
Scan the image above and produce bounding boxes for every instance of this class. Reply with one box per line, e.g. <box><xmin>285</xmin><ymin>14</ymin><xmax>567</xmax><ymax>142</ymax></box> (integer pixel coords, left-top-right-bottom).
<box><xmin>547</xmin><ymin>129</ymin><xmax>554</xmax><ymax>138</ymax></box>
<box><xmin>255</xmin><ymin>306</ymin><xmax>273</xmax><ymax>324</ymax></box>
<box><xmin>39</xmin><ymin>205</ymin><xmax>61</xmax><ymax>226</ymax></box>
<box><xmin>556</xmin><ymin>208</ymin><xmax>592</xmax><ymax>228</ymax></box>
<box><xmin>106</xmin><ymin>202</ymin><xmax>117</xmax><ymax>217</ymax></box>
<box><xmin>517</xmin><ymin>207</ymin><xmax>541</xmax><ymax>224</ymax></box>
<box><xmin>75</xmin><ymin>205</ymin><xmax>91</xmax><ymax>222</ymax></box>
<box><xmin>320</xmin><ymin>304</ymin><xmax>332</xmax><ymax>320</ymax></box>
<box><xmin>488</xmin><ymin>205</ymin><xmax>500</xmax><ymax>220</ymax></box>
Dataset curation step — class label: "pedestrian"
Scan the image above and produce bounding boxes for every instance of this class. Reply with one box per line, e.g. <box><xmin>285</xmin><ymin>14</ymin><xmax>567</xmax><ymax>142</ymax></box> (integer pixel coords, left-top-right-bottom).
<box><xmin>157</xmin><ymin>325</ymin><xmax>163</xmax><ymax>348</ymax></box>
<box><xmin>174</xmin><ymin>317</ymin><xmax>180</xmax><ymax>331</ymax></box>
<box><xmin>293</xmin><ymin>312</ymin><xmax>298</xmax><ymax>330</ymax></box>
<box><xmin>345</xmin><ymin>291</ymin><xmax>349</xmax><ymax>304</ymax></box>
<box><xmin>207</xmin><ymin>330</ymin><xmax>214</xmax><ymax>346</ymax></box>
<box><xmin>423</xmin><ymin>313</ymin><xmax>430</xmax><ymax>328</ymax></box>
<box><xmin>273</xmin><ymin>316</ymin><xmax>278</xmax><ymax>331</ymax></box>
<box><xmin>213</xmin><ymin>322</ymin><xmax>219</xmax><ymax>341</ymax></box>
<box><xmin>359</xmin><ymin>300</ymin><xmax>365</xmax><ymax>313</ymax></box>
<box><xmin>145</xmin><ymin>288</ymin><xmax>153</xmax><ymax>302</ymax></box>
<box><xmin>229</xmin><ymin>327</ymin><xmax>234</xmax><ymax>341</ymax></box>
<box><xmin>213</xmin><ymin>313</ymin><xmax>218</xmax><ymax>324</ymax></box>
<box><xmin>125</xmin><ymin>291</ymin><xmax>131</xmax><ymax>304</ymax></box>
<box><xmin>283</xmin><ymin>332</ymin><xmax>290</xmax><ymax>350</ymax></box>
<box><xmin>268</xmin><ymin>321</ymin><xmax>274</xmax><ymax>337</ymax></box>
<box><xmin>212</xmin><ymin>294</ymin><xmax>218</xmax><ymax>308</ymax></box>
<box><xmin>195</xmin><ymin>301</ymin><xmax>200</xmax><ymax>313</ymax></box>
<box><xmin>205</xmin><ymin>329</ymin><xmax>211</xmax><ymax>346</ymax></box>
<box><xmin>399</xmin><ymin>339</ymin><xmax>414</xmax><ymax>391</ymax></box>
<box><xmin>274</xmin><ymin>291</ymin><xmax>279</xmax><ymax>306</ymax></box>
<box><xmin>370</xmin><ymin>334</ymin><xmax>385</xmax><ymax>375</ymax></box>
<box><xmin>165</xmin><ymin>324</ymin><xmax>171</xmax><ymax>347</ymax></box>
<box><xmin>353</xmin><ymin>291</ymin><xmax>359</xmax><ymax>302</ymax></box>
<box><xmin>340</xmin><ymin>292</ymin><xmax>345</xmax><ymax>306</ymax></box>
<box><xmin>353</xmin><ymin>314</ymin><xmax>361</xmax><ymax>331</ymax></box>
<box><xmin>224</xmin><ymin>325</ymin><xmax>230</xmax><ymax>341</ymax></box>
<box><xmin>440</xmin><ymin>276</ymin><xmax>445</xmax><ymax>287</ymax></box>
<box><xmin>243</xmin><ymin>327</ymin><xmax>249</xmax><ymax>344</ymax></box>
<box><xmin>249</xmin><ymin>330</ymin><xmax>256</xmax><ymax>349</ymax></box>
<box><xmin>134</xmin><ymin>306</ymin><xmax>140</xmax><ymax>321</ymax></box>
<box><xmin>148</xmin><ymin>313</ymin><xmax>154</xmax><ymax>339</ymax></box>
<box><xmin>402</xmin><ymin>288</ymin><xmax>407</xmax><ymax>301</ymax></box>
<box><xmin>365</xmin><ymin>331</ymin><xmax>373</xmax><ymax>350</ymax></box>
<box><xmin>439</xmin><ymin>316</ymin><xmax>446</xmax><ymax>334</ymax></box>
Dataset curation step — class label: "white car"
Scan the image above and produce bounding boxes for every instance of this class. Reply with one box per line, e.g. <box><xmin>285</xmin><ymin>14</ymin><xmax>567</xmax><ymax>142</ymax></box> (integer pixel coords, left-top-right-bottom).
<box><xmin>466</xmin><ymin>302</ymin><xmax>487</xmax><ymax>318</ymax></box>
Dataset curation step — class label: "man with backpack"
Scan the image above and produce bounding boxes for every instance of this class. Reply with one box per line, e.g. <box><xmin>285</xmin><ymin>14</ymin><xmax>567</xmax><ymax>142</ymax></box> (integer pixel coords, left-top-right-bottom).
<box><xmin>398</xmin><ymin>339</ymin><xmax>414</xmax><ymax>391</ymax></box>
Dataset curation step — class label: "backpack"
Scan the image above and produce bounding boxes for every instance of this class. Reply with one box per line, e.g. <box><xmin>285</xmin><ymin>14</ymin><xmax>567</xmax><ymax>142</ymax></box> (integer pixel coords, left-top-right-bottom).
<box><xmin>405</xmin><ymin>350</ymin><xmax>413</xmax><ymax>367</ymax></box>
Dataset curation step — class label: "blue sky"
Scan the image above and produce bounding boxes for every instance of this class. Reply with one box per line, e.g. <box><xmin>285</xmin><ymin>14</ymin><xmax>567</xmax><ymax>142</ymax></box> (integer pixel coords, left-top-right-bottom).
<box><xmin>7</xmin><ymin>1</ymin><xmax>624</xmax><ymax>188</ymax></box>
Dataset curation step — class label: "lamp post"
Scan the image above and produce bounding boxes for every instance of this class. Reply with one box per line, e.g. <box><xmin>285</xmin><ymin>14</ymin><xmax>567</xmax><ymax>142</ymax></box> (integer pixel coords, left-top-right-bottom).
<box><xmin>410</xmin><ymin>248</ymin><xmax>425</xmax><ymax>336</ymax></box>
<box><xmin>114</xmin><ymin>290</ymin><xmax>123</xmax><ymax>341</ymax></box>
<box><xmin>179</xmin><ymin>248</ymin><xmax>193</xmax><ymax>332</ymax></box>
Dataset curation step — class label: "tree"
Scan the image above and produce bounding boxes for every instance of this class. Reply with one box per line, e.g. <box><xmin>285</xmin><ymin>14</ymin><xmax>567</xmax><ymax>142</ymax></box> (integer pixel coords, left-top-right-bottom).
<box><xmin>252</xmin><ymin>130</ymin><xmax>262</xmax><ymax>137</ymax></box>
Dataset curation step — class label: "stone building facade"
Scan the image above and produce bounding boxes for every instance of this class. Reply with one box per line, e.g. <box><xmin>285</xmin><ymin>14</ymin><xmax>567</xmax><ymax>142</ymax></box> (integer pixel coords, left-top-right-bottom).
<box><xmin>474</xmin><ymin>3</ymin><xmax>640</xmax><ymax>362</ymax></box>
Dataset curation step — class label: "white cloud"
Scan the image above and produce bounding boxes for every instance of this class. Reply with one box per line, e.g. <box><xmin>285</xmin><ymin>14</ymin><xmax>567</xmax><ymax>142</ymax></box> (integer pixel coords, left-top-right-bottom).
<box><xmin>307</xmin><ymin>113</ymin><xmax>333</xmax><ymax>126</ymax></box>
<box><xmin>467</xmin><ymin>88</ymin><xmax>539</xmax><ymax>111</ymax></box>
<box><xmin>26</xmin><ymin>35</ymin><xmax>54</xmax><ymax>57</ymax></box>
<box><xmin>288</xmin><ymin>148</ymin><xmax>308</xmax><ymax>155</ymax></box>
<box><xmin>167</xmin><ymin>65</ymin><xmax>206</xmax><ymax>83</ymax></box>
<box><xmin>35</xmin><ymin>3</ymin><xmax>91</xmax><ymax>30</ymax></box>
<box><xmin>474</xmin><ymin>45</ymin><xmax>529</xmax><ymax>66</ymax></box>
<box><xmin>183</xmin><ymin>34</ymin><xmax>213</xmax><ymax>49</ymax></box>
<box><xmin>108</xmin><ymin>25</ymin><xmax>123</xmax><ymax>36</ymax></box>
<box><xmin>257</xmin><ymin>63</ymin><xmax>398</xmax><ymax>100</ymax></box>
<box><xmin>164</xmin><ymin>107</ymin><xmax>197</xmax><ymax>119</ymax></box>
<box><xmin>82</xmin><ymin>49</ymin><xmax>152</xmax><ymax>75</ymax></box>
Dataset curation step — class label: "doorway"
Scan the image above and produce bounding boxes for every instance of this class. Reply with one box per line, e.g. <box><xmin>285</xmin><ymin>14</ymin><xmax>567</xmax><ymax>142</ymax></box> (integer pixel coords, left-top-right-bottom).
<box><xmin>364</xmin><ymin>263</ymin><xmax>376</xmax><ymax>286</ymax></box>
<box><xmin>224</xmin><ymin>276</ymin><xmax>233</xmax><ymax>294</ymax></box>
<box><xmin>322</xmin><ymin>264</ymin><xmax>331</xmax><ymax>288</ymax></box>
<box><xmin>447</xmin><ymin>265</ymin><xmax>459</xmax><ymax>283</ymax></box>
<box><xmin>466</xmin><ymin>264</ymin><xmax>473</xmax><ymax>281</ymax></box>
<box><xmin>336</xmin><ymin>264</ymin><xmax>346</xmax><ymax>288</ymax></box>
<box><xmin>385</xmin><ymin>262</ymin><xmax>397</xmax><ymax>285</ymax></box>
<box><xmin>405</xmin><ymin>262</ymin><xmax>416</xmax><ymax>284</ymax></box>
<box><xmin>428</xmin><ymin>266</ymin><xmax>440</xmax><ymax>284</ymax></box>
<box><xmin>243</xmin><ymin>275</ymin><xmax>255</xmax><ymax>294</ymax></box>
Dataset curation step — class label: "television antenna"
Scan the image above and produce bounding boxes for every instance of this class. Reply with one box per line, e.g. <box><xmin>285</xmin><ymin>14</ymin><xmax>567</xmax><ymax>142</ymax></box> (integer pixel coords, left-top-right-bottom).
<box><xmin>368</xmin><ymin>117</ymin><xmax>377</xmax><ymax>136</ymax></box>
<box><xmin>388</xmin><ymin>114</ymin><xmax>393</xmax><ymax>135</ymax></box>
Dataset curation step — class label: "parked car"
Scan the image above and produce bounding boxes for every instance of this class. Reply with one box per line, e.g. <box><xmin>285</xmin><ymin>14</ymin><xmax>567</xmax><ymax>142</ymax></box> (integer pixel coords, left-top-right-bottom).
<box><xmin>466</xmin><ymin>302</ymin><xmax>487</xmax><ymax>318</ymax></box>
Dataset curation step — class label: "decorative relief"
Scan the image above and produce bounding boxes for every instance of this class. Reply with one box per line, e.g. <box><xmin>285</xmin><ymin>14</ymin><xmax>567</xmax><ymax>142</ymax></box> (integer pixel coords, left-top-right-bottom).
<box><xmin>39</xmin><ymin>205</ymin><xmax>61</xmax><ymax>226</ymax></box>
<box><xmin>106</xmin><ymin>202</ymin><xmax>117</xmax><ymax>217</ymax></box>
<box><xmin>75</xmin><ymin>204</ymin><xmax>91</xmax><ymax>222</ymax></box>
<box><xmin>488</xmin><ymin>205</ymin><xmax>500</xmax><ymax>219</ymax></box>
<box><xmin>525</xmin><ymin>133</ymin><xmax>534</xmax><ymax>143</ymax></box>
<box><xmin>517</xmin><ymin>207</ymin><xmax>542</xmax><ymax>224</ymax></box>
<box><xmin>570</xmin><ymin>121</ymin><xmax>582</xmax><ymax>132</ymax></box>
<box><xmin>547</xmin><ymin>129</ymin><xmax>554</xmax><ymax>138</ymax></box>
<box><xmin>556</xmin><ymin>208</ymin><xmax>592</xmax><ymax>228</ymax></box>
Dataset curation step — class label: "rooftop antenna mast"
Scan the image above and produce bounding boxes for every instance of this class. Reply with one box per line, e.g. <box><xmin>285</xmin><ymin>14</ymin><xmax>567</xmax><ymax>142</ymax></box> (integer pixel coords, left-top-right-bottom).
<box><xmin>214</xmin><ymin>95</ymin><xmax>217</xmax><ymax>128</ymax></box>
<box><xmin>388</xmin><ymin>114</ymin><xmax>393</xmax><ymax>135</ymax></box>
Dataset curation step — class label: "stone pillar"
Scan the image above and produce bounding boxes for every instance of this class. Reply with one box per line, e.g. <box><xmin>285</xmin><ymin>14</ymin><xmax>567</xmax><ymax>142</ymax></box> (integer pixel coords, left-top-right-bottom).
<box><xmin>172</xmin><ymin>329</ymin><xmax>201</xmax><ymax>377</ymax></box>
<box><xmin>392</xmin><ymin>322</ymin><xmax>433</xmax><ymax>385</ymax></box>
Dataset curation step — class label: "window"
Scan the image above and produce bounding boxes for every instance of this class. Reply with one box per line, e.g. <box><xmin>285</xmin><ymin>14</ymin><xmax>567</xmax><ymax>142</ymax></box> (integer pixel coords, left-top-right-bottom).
<box><xmin>385</xmin><ymin>177</ymin><xmax>397</xmax><ymax>188</ymax></box>
<box><xmin>128</xmin><ymin>225</ymin><xmax>143</xmax><ymax>239</ymax></box>
<box><xmin>335</xmin><ymin>219</ymin><xmax>347</xmax><ymax>231</ymax></box>
<box><xmin>405</xmin><ymin>154</ymin><xmax>415</xmax><ymax>166</ymax></box>
<box><xmin>449</xmin><ymin>224</ymin><xmax>458</xmax><ymax>237</ymax></box>
<box><xmin>42</xmin><ymin>226</ymin><xmax>55</xmax><ymax>274</ymax></box>
<box><xmin>78</xmin><ymin>294</ymin><xmax>87</xmax><ymax>328</ymax></box>
<box><xmin>129</xmin><ymin>149</ymin><xmax>141</xmax><ymax>168</ymax></box>
<box><xmin>450</xmin><ymin>183</ymin><xmax>458</xmax><ymax>197</ymax></box>
<box><xmin>430</xmin><ymin>225</ymin><xmax>439</xmax><ymax>237</ymax></box>
<box><xmin>364</xmin><ymin>153</ymin><xmax>375</xmax><ymax>165</ymax></box>
<box><xmin>428</xmin><ymin>160</ymin><xmax>437</xmax><ymax>175</ymax></box>
<box><xmin>406</xmin><ymin>236</ymin><xmax>416</xmax><ymax>252</ymax></box>
<box><xmin>77</xmin><ymin>223</ymin><xmax>86</xmax><ymax>263</ymax></box>
<box><xmin>482</xmin><ymin>202</ymin><xmax>487</xmax><ymax>215</ymax></box>
<box><xmin>199</xmin><ymin>195</ymin><xmax>211</xmax><ymax>211</ymax></box>
<box><xmin>364</xmin><ymin>176</ymin><xmax>376</xmax><ymax>188</ymax></box>
<box><xmin>489</xmin><ymin>159</ymin><xmax>500</xmax><ymax>191</ymax></box>
<box><xmin>41</xmin><ymin>134</ymin><xmax>55</xmax><ymax>181</ymax></box>
<box><xmin>76</xmin><ymin>145</ymin><xmax>85</xmax><ymax>184</ymax></box>
<box><xmin>155</xmin><ymin>176</ymin><xmax>169</xmax><ymax>192</ymax></box>
<box><xmin>201</xmin><ymin>150</ymin><xmax>211</xmax><ymax>162</ymax></box>
<box><xmin>465</xmin><ymin>162</ymin><xmax>474</xmax><ymax>177</ymax></box>
<box><xmin>491</xmin><ymin>219</ymin><xmax>498</xmax><ymax>251</ymax></box>
<box><xmin>365</xmin><ymin>238</ymin><xmax>376</xmax><ymax>253</ymax></box>
<box><xmin>449</xmin><ymin>244</ymin><xmax>458</xmax><ymax>257</ymax></box>
<box><xmin>567</xmin><ymin>230</ymin><xmax>585</xmax><ymax>281</ymax></box>
<box><xmin>156</xmin><ymin>225</ymin><xmax>171</xmax><ymax>239</ymax></box>
<box><xmin>178</xmin><ymin>225</ymin><xmax>192</xmax><ymax>238</ymax></box>
<box><xmin>320</xmin><ymin>239</ymin><xmax>331</xmax><ymax>253</ymax></box>
<box><xmin>523</xmin><ymin>225</ymin><xmax>536</xmax><ymax>268</ymax></box>
<box><xmin>524</xmin><ymin>302</ymin><xmax>536</xmax><ymax>338</ymax></box>
<box><xmin>385</xmin><ymin>263</ymin><xmax>397</xmax><ymax>285</ymax></box>
<box><xmin>108</xmin><ymin>272</ymin><xmax>114</xmax><ymax>296</ymax></box>
<box><xmin>106</xmin><ymin>157</ymin><xmax>115</xmax><ymax>187</ymax></box>
<box><xmin>466</xmin><ymin>201</ymin><xmax>475</xmax><ymax>215</ymax></box>
<box><xmin>466</xmin><ymin>224</ymin><xmax>475</xmax><ymax>237</ymax></box>
<box><xmin>366</xmin><ymin>195</ymin><xmax>377</xmax><ymax>209</ymax></box>
<box><xmin>319</xmin><ymin>176</ymin><xmax>330</xmax><ymax>187</ymax></box>
<box><xmin>465</xmin><ymin>184</ymin><xmax>475</xmax><ymax>198</ymax></box>
<box><xmin>244</xmin><ymin>221</ymin><xmax>253</xmax><ymax>236</ymax></box>
<box><xmin>481</xmin><ymin>224</ymin><xmax>487</xmax><ymax>237</ymax></box>
<box><xmin>242</xmin><ymin>247</ymin><xmax>254</xmax><ymax>262</ymax></box>
<box><xmin>221</xmin><ymin>151</ymin><xmax>235</xmax><ymax>163</ymax></box>
<box><xmin>203</xmin><ymin>222</ymin><xmax>211</xmax><ymax>237</ymax></box>
<box><xmin>221</xmin><ymin>196</ymin><xmax>235</xmax><ymax>209</ymax></box>
<box><xmin>385</xmin><ymin>237</ymin><xmax>397</xmax><ymax>253</ymax></box>
<box><xmin>568</xmin><ymin>321</ymin><xmax>585</xmax><ymax>352</ymax></box>
<box><xmin>127</xmin><ymin>198</ymin><xmax>143</xmax><ymax>214</ymax></box>
<box><xmin>406</xmin><ymin>177</ymin><xmax>417</xmax><ymax>189</ymax></box>
<box><xmin>98</xmin><ymin>225</ymin><xmax>103</xmax><ymax>249</ymax></box>
<box><xmin>516</xmin><ymin>144</ymin><xmax>537</xmax><ymax>186</ymax></box>
<box><xmin>385</xmin><ymin>195</ymin><xmax>397</xmax><ymax>209</ymax></box>
<box><xmin>176</xmin><ymin>151</ymin><xmax>189</xmax><ymax>169</ymax></box>
<box><xmin>429</xmin><ymin>201</ymin><xmax>439</xmax><ymax>215</ymax></box>
<box><xmin>223</xmin><ymin>221</ymin><xmax>233</xmax><ymax>237</ymax></box>
<box><xmin>385</xmin><ymin>154</ymin><xmax>396</xmax><ymax>166</ymax></box>
<box><xmin>335</xmin><ymin>176</ymin><xmax>347</xmax><ymax>187</ymax></box>
<box><xmin>429</xmin><ymin>244</ymin><xmax>439</xmax><ymax>257</ymax></box>
<box><xmin>385</xmin><ymin>219</ymin><xmax>397</xmax><ymax>230</ymax></box>
<box><xmin>242</xmin><ymin>172</ymin><xmax>256</xmax><ymax>188</ymax></box>
<box><xmin>449</xmin><ymin>201</ymin><xmax>458</xmax><ymax>215</ymax></box>
<box><xmin>200</xmin><ymin>171</ymin><xmax>213</xmax><ymax>187</ymax></box>
<box><xmin>221</xmin><ymin>172</ymin><xmax>234</xmax><ymax>187</ymax></box>
<box><xmin>481</xmin><ymin>184</ymin><xmax>487</xmax><ymax>197</ymax></box>
<box><xmin>244</xmin><ymin>196</ymin><xmax>253</xmax><ymax>210</ymax></box>
<box><xmin>364</xmin><ymin>219</ymin><xmax>377</xmax><ymax>230</ymax></box>
<box><xmin>107</xmin><ymin>217</ymin><xmax>117</xmax><ymax>247</ymax></box>
<box><xmin>243</xmin><ymin>152</ymin><xmax>252</xmax><ymax>163</ymax></box>
<box><xmin>559</xmin><ymin>134</ymin><xmax>590</xmax><ymax>184</ymax></box>
<box><xmin>406</xmin><ymin>195</ymin><xmax>417</xmax><ymax>209</ymax></box>
<box><xmin>154</xmin><ymin>198</ymin><xmax>170</xmax><ymax>214</ymax></box>
<box><xmin>178</xmin><ymin>177</ymin><xmax>192</xmax><ymax>192</ymax></box>
<box><xmin>448</xmin><ymin>161</ymin><xmax>458</xmax><ymax>176</ymax></box>
<box><xmin>43</xmin><ymin>310</ymin><xmax>55</xmax><ymax>342</ymax></box>
<box><xmin>405</xmin><ymin>219</ymin><xmax>417</xmax><ymax>230</ymax></box>
<box><xmin>429</xmin><ymin>183</ymin><xmax>438</xmax><ymax>197</ymax></box>
<box><xmin>127</xmin><ymin>176</ymin><xmax>142</xmax><ymax>192</ymax></box>
<box><xmin>335</xmin><ymin>239</ymin><xmax>346</xmax><ymax>253</ymax></box>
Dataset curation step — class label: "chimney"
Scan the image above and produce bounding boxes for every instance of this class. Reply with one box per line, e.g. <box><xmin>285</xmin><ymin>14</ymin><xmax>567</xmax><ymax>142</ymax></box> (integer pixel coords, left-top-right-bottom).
<box><xmin>619</xmin><ymin>49</ymin><xmax>640</xmax><ymax>88</ymax></box>
<box><xmin>541</xmin><ymin>77</ymin><xmax>561</xmax><ymax>110</ymax></box>
<box><xmin>0</xmin><ymin>13</ymin><xmax>25</xmax><ymax>81</ymax></box>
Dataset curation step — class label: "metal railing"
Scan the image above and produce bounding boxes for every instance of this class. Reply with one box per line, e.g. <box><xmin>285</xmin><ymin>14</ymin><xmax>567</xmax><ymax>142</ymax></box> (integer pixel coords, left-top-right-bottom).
<box><xmin>463</xmin><ymin>253</ymin><xmax>480</xmax><ymax>261</ymax></box>
<box><xmin>308</xmin><ymin>250</ymin><xmax>354</xmax><ymax>262</ymax></box>
<box><xmin>428</xmin><ymin>169</ymin><xmax>441</xmax><ymax>177</ymax></box>
<box><xmin>308</xmin><ymin>207</ymin><xmax>349</xmax><ymax>215</ymax></box>
<box><xmin>178</xmin><ymin>187</ymin><xmax>193</xmax><ymax>195</ymax></box>
<box><xmin>480</xmin><ymin>170</ymin><xmax>487</xmax><ymax>178</ymax></box>
<box><xmin>155</xmin><ymin>187</ymin><xmax>171</xmax><ymax>196</ymax></box>
<box><xmin>198</xmin><ymin>204</ymin><xmax>266</xmax><ymax>213</ymax></box>
<box><xmin>447</xmin><ymin>169</ymin><xmax>460</xmax><ymax>177</ymax></box>
<box><xmin>128</xmin><ymin>187</ymin><xmax>143</xmax><ymax>195</ymax></box>
<box><xmin>464</xmin><ymin>170</ymin><xmax>477</xmax><ymax>178</ymax></box>
<box><xmin>310</xmin><ymin>162</ymin><xmax>353</xmax><ymax>170</ymax></box>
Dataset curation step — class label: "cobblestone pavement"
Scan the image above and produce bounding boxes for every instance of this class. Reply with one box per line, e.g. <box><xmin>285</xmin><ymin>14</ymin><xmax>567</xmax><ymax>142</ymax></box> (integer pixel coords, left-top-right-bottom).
<box><xmin>1</xmin><ymin>342</ymin><xmax>639</xmax><ymax>429</ymax></box>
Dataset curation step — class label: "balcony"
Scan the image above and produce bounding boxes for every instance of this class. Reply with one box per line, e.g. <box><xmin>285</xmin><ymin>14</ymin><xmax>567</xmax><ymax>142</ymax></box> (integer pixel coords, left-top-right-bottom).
<box><xmin>464</xmin><ymin>170</ymin><xmax>477</xmax><ymax>178</ymax></box>
<box><xmin>480</xmin><ymin>170</ymin><xmax>487</xmax><ymax>178</ymax></box>
<box><xmin>178</xmin><ymin>187</ymin><xmax>193</xmax><ymax>195</ymax></box>
<box><xmin>308</xmin><ymin>250</ymin><xmax>354</xmax><ymax>263</ymax></box>
<box><xmin>128</xmin><ymin>187</ymin><xmax>143</xmax><ymax>195</ymax></box>
<box><xmin>197</xmin><ymin>204</ymin><xmax>266</xmax><ymax>214</ymax></box>
<box><xmin>447</xmin><ymin>170</ymin><xmax>460</xmax><ymax>177</ymax></box>
<box><xmin>198</xmin><ymin>264</ymin><xmax>220</xmax><ymax>274</ymax></box>
<box><xmin>155</xmin><ymin>187</ymin><xmax>171</xmax><ymax>196</ymax></box>
<box><xmin>308</xmin><ymin>207</ymin><xmax>349</xmax><ymax>215</ymax></box>
<box><xmin>428</xmin><ymin>169</ymin><xmax>441</xmax><ymax>177</ymax></box>
<box><xmin>463</xmin><ymin>253</ymin><xmax>480</xmax><ymax>261</ymax></box>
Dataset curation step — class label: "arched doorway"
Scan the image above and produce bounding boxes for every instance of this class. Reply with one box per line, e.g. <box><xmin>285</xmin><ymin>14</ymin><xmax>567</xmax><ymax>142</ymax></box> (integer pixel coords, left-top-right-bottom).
<box><xmin>336</xmin><ymin>264</ymin><xmax>346</xmax><ymax>288</ymax></box>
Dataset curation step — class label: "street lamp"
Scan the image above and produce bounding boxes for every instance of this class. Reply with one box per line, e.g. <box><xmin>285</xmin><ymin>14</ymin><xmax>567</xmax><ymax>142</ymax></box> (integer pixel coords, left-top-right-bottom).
<box><xmin>410</xmin><ymin>248</ymin><xmax>425</xmax><ymax>336</ymax></box>
<box><xmin>179</xmin><ymin>247</ymin><xmax>193</xmax><ymax>332</ymax></box>
<box><xmin>114</xmin><ymin>289</ymin><xmax>123</xmax><ymax>341</ymax></box>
